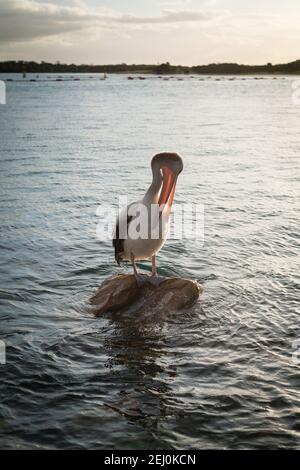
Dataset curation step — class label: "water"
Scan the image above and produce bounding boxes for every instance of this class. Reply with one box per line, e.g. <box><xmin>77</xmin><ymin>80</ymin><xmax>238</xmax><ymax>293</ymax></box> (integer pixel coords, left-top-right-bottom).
<box><xmin>0</xmin><ymin>73</ymin><xmax>299</xmax><ymax>449</ymax></box>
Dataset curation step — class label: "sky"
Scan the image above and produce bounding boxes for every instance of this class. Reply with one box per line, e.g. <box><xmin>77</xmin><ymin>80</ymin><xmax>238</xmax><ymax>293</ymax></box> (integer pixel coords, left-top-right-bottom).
<box><xmin>0</xmin><ymin>0</ymin><xmax>299</xmax><ymax>65</ymax></box>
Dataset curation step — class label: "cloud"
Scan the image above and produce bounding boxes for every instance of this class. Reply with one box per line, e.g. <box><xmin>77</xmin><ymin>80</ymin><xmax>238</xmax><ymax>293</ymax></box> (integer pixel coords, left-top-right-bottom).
<box><xmin>0</xmin><ymin>0</ymin><xmax>224</xmax><ymax>44</ymax></box>
<box><xmin>110</xmin><ymin>10</ymin><xmax>217</xmax><ymax>24</ymax></box>
<box><xmin>0</xmin><ymin>0</ymin><xmax>96</xmax><ymax>42</ymax></box>
<box><xmin>1</xmin><ymin>0</ymin><xmax>299</xmax><ymax>65</ymax></box>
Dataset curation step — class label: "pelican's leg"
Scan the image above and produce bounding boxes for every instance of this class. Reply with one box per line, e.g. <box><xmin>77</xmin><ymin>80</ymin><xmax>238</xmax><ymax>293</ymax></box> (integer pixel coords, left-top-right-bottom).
<box><xmin>151</xmin><ymin>255</ymin><xmax>157</xmax><ymax>276</ymax></box>
<box><xmin>149</xmin><ymin>255</ymin><xmax>166</xmax><ymax>287</ymax></box>
<box><xmin>131</xmin><ymin>252</ymin><xmax>138</xmax><ymax>277</ymax></box>
<box><xmin>131</xmin><ymin>253</ymin><xmax>148</xmax><ymax>287</ymax></box>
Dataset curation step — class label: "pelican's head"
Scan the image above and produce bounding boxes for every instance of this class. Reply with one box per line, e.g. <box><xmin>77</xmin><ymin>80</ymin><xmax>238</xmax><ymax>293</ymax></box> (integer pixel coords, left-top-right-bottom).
<box><xmin>151</xmin><ymin>152</ymin><xmax>183</xmax><ymax>209</ymax></box>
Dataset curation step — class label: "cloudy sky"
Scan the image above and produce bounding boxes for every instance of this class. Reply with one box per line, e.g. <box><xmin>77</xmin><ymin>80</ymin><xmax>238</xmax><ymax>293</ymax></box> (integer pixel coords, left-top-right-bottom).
<box><xmin>0</xmin><ymin>0</ymin><xmax>299</xmax><ymax>65</ymax></box>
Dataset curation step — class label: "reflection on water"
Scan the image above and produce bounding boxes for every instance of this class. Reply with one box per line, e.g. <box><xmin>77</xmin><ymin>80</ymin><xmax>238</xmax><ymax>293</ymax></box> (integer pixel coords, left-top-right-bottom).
<box><xmin>0</xmin><ymin>73</ymin><xmax>300</xmax><ymax>449</ymax></box>
<box><xmin>104</xmin><ymin>312</ymin><xmax>172</xmax><ymax>441</ymax></box>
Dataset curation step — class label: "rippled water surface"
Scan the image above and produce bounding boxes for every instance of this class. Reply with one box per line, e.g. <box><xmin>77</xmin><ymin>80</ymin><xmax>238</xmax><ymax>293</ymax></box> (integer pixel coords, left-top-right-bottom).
<box><xmin>0</xmin><ymin>73</ymin><xmax>299</xmax><ymax>449</ymax></box>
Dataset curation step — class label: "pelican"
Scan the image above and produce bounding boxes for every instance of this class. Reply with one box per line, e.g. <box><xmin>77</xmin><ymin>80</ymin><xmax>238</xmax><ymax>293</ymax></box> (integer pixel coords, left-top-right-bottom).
<box><xmin>113</xmin><ymin>152</ymin><xmax>183</xmax><ymax>286</ymax></box>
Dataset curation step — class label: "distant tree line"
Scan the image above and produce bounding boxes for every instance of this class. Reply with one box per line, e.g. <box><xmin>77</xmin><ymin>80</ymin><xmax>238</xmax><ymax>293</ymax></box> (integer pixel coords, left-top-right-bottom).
<box><xmin>0</xmin><ymin>60</ymin><xmax>299</xmax><ymax>74</ymax></box>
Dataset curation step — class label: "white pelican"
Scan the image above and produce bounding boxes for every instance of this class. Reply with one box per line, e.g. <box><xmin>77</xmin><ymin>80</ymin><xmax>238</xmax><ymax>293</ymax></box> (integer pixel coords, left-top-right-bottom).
<box><xmin>113</xmin><ymin>152</ymin><xmax>183</xmax><ymax>285</ymax></box>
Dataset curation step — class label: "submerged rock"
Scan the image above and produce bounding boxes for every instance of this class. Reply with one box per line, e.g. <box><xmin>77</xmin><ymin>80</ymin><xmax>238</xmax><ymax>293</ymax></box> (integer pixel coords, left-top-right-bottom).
<box><xmin>90</xmin><ymin>274</ymin><xmax>202</xmax><ymax>316</ymax></box>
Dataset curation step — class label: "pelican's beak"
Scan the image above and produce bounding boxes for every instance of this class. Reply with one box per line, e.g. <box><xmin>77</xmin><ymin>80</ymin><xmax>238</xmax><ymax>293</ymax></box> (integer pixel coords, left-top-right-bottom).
<box><xmin>158</xmin><ymin>166</ymin><xmax>177</xmax><ymax>212</ymax></box>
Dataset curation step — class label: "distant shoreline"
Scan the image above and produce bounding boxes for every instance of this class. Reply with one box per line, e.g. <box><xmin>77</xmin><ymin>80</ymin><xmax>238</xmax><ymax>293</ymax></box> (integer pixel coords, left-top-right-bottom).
<box><xmin>0</xmin><ymin>60</ymin><xmax>300</xmax><ymax>75</ymax></box>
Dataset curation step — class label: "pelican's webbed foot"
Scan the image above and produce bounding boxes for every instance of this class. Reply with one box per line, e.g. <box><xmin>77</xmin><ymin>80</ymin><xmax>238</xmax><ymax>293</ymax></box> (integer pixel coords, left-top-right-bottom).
<box><xmin>134</xmin><ymin>273</ymin><xmax>150</xmax><ymax>287</ymax></box>
<box><xmin>148</xmin><ymin>274</ymin><xmax>166</xmax><ymax>287</ymax></box>
<box><xmin>134</xmin><ymin>273</ymin><xmax>166</xmax><ymax>288</ymax></box>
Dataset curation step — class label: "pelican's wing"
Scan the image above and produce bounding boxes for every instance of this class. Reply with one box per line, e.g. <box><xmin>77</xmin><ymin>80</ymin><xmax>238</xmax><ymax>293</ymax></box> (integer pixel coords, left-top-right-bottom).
<box><xmin>112</xmin><ymin>205</ymin><xmax>133</xmax><ymax>265</ymax></box>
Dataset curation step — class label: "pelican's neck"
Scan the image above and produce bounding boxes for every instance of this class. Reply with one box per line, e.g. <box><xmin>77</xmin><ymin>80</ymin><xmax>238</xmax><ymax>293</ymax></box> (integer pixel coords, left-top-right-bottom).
<box><xmin>142</xmin><ymin>164</ymin><xmax>162</xmax><ymax>205</ymax></box>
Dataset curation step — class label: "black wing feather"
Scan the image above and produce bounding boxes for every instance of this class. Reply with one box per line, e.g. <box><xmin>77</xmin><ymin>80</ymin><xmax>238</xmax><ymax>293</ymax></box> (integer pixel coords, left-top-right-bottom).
<box><xmin>113</xmin><ymin>212</ymin><xmax>133</xmax><ymax>265</ymax></box>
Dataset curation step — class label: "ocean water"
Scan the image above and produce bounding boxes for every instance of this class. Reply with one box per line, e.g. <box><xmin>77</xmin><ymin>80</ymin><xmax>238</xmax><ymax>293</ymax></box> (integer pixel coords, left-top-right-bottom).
<box><xmin>0</xmin><ymin>73</ymin><xmax>299</xmax><ymax>449</ymax></box>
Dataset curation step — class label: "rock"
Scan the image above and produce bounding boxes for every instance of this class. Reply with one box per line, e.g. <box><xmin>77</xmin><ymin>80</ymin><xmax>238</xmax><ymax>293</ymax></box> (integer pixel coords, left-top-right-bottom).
<box><xmin>90</xmin><ymin>274</ymin><xmax>203</xmax><ymax>316</ymax></box>
<box><xmin>90</xmin><ymin>274</ymin><xmax>139</xmax><ymax>314</ymax></box>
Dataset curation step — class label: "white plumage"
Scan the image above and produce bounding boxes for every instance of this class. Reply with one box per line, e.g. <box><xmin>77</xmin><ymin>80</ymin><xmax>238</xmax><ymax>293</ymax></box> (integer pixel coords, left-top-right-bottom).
<box><xmin>113</xmin><ymin>152</ymin><xmax>183</xmax><ymax>284</ymax></box>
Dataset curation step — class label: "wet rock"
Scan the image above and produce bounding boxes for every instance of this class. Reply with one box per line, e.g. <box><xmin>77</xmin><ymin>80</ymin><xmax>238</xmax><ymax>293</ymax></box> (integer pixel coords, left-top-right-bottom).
<box><xmin>90</xmin><ymin>274</ymin><xmax>203</xmax><ymax>316</ymax></box>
